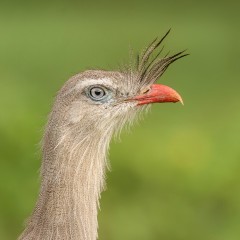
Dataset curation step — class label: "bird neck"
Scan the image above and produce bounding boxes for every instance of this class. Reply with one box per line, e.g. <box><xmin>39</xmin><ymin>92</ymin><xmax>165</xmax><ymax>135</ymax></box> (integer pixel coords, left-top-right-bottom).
<box><xmin>19</xmin><ymin>123</ymin><xmax>112</xmax><ymax>240</ymax></box>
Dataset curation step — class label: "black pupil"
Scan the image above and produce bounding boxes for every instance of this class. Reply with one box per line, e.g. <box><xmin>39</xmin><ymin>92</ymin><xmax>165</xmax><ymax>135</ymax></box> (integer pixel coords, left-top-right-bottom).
<box><xmin>95</xmin><ymin>90</ymin><xmax>101</xmax><ymax>96</ymax></box>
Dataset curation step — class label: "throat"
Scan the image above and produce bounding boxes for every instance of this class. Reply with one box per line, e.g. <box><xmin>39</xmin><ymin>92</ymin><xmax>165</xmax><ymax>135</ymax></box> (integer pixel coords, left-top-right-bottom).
<box><xmin>19</xmin><ymin>130</ymin><xmax>111</xmax><ymax>240</ymax></box>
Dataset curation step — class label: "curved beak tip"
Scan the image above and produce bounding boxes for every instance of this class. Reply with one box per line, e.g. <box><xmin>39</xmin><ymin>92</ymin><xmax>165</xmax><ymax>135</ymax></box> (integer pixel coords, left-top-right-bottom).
<box><xmin>179</xmin><ymin>98</ymin><xmax>184</xmax><ymax>105</ymax></box>
<box><xmin>175</xmin><ymin>93</ymin><xmax>184</xmax><ymax>106</ymax></box>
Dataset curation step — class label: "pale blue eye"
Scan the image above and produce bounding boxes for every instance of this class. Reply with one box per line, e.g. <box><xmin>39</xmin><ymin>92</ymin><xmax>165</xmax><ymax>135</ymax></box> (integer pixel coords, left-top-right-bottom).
<box><xmin>88</xmin><ymin>86</ymin><xmax>110</xmax><ymax>102</ymax></box>
<box><xmin>90</xmin><ymin>87</ymin><xmax>105</xmax><ymax>99</ymax></box>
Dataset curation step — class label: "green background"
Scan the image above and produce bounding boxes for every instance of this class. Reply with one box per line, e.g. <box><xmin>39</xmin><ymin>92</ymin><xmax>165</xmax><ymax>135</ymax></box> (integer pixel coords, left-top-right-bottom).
<box><xmin>1</xmin><ymin>0</ymin><xmax>240</xmax><ymax>239</ymax></box>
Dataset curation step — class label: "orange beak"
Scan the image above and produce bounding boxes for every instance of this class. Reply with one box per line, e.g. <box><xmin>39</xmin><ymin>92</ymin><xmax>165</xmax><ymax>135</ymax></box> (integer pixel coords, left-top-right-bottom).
<box><xmin>133</xmin><ymin>84</ymin><xmax>183</xmax><ymax>105</ymax></box>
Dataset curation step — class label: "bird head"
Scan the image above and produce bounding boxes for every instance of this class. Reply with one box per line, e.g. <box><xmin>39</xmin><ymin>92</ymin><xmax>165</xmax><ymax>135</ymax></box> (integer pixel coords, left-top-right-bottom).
<box><xmin>50</xmin><ymin>31</ymin><xmax>187</xmax><ymax>140</ymax></box>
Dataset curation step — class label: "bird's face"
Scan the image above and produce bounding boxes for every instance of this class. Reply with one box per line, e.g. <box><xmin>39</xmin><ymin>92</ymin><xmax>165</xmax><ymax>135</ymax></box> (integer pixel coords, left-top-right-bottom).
<box><xmin>53</xmin><ymin>33</ymin><xmax>187</xmax><ymax>136</ymax></box>
<box><xmin>56</xmin><ymin>69</ymin><xmax>182</xmax><ymax>137</ymax></box>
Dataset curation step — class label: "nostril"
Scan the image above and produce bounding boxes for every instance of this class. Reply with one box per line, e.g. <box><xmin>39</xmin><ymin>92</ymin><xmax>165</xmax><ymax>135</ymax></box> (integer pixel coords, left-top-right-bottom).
<box><xmin>141</xmin><ymin>87</ymin><xmax>151</xmax><ymax>94</ymax></box>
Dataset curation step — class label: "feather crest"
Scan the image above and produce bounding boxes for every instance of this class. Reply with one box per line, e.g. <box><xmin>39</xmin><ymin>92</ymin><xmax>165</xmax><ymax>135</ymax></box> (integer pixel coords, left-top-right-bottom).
<box><xmin>133</xmin><ymin>29</ymin><xmax>188</xmax><ymax>89</ymax></box>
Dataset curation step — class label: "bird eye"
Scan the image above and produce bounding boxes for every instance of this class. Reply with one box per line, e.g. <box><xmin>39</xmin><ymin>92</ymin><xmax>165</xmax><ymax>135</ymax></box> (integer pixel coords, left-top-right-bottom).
<box><xmin>89</xmin><ymin>86</ymin><xmax>106</xmax><ymax>101</ymax></box>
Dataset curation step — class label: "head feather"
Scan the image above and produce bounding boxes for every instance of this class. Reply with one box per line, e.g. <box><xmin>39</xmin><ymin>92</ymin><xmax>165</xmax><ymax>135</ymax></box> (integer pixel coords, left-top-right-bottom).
<box><xmin>132</xmin><ymin>29</ymin><xmax>188</xmax><ymax>91</ymax></box>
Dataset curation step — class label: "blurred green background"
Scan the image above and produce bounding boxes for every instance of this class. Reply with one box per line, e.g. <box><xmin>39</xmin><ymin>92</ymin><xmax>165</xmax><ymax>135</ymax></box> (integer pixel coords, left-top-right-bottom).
<box><xmin>0</xmin><ymin>0</ymin><xmax>240</xmax><ymax>239</ymax></box>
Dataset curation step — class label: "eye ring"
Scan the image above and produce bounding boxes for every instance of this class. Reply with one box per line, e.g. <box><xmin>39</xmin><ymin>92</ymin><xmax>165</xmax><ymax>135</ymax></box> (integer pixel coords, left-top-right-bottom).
<box><xmin>89</xmin><ymin>86</ymin><xmax>106</xmax><ymax>101</ymax></box>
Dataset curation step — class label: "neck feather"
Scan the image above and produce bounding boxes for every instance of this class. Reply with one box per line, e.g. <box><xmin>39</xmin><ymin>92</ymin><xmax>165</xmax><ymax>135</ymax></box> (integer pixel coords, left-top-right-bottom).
<box><xmin>19</xmin><ymin>121</ymin><xmax>112</xmax><ymax>240</ymax></box>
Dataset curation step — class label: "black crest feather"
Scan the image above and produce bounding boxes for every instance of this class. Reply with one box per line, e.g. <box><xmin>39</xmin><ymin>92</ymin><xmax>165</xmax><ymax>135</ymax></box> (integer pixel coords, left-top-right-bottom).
<box><xmin>136</xmin><ymin>29</ymin><xmax>188</xmax><ymax>87</ymax></box>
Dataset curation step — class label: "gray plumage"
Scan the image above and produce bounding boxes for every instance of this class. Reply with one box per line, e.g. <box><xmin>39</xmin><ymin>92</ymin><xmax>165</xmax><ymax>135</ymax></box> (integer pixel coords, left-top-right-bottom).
<box><xmin>19</xmin><ymin>31</ymin><xmax>187</xmax><ymax>240</ymax></box>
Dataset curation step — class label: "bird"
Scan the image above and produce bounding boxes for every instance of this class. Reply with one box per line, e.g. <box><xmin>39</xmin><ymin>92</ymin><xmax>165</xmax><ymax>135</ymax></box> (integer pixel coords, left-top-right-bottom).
<box><xmin>18</xmin><ymin>30</ymin><xmax>187</xmax><ymax>240</ymax></box>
